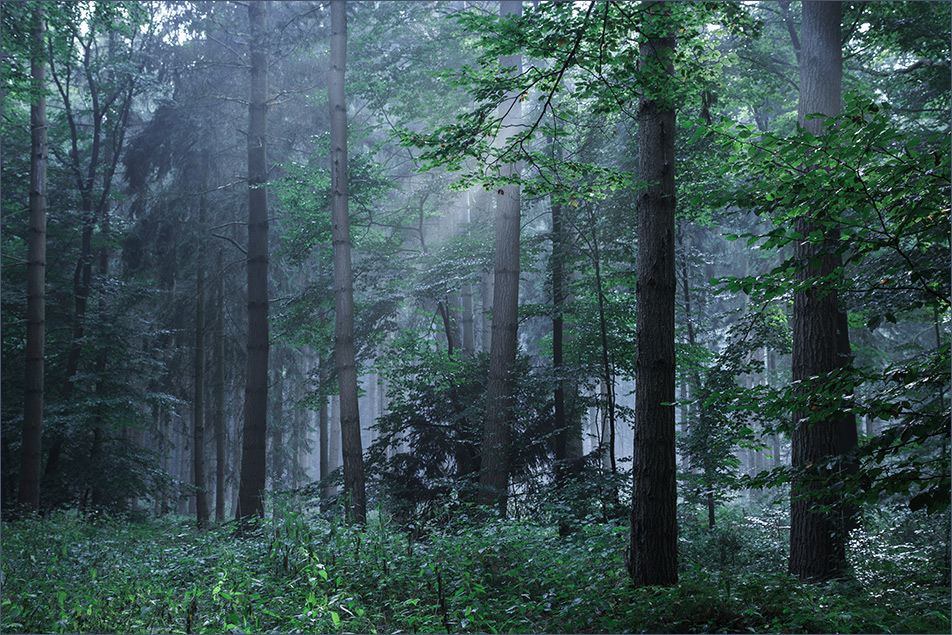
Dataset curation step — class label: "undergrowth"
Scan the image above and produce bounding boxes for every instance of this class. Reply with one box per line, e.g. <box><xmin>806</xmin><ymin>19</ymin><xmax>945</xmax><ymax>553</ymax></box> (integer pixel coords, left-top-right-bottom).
<box><xmin>1</xmin><ymin>503</ymin><xmax>948</xmax><ymax>633</ymax></box>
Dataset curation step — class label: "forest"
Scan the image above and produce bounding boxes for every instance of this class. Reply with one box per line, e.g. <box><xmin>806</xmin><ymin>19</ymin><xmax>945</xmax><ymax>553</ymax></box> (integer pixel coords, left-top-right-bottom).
<box><xmin>1</xmin><ymin>1</ymin><xmax>949</xmax><ymax>633</ymax></box>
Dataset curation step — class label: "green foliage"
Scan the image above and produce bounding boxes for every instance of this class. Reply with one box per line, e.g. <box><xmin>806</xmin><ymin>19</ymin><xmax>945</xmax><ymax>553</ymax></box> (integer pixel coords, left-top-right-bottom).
<box><xmin>366</xmin><ymin>335</ymin><xmax>555</xmax><ymax>522</ymax></box>
<box><xmin>698</xmin><ymin>94</ymin><xmax>951</xmax><ymax>515</ymax></box>
<box><xmin>2</xmin><ymin>504</ymin><xmax>948</xmax><ymax>634</ymax></box>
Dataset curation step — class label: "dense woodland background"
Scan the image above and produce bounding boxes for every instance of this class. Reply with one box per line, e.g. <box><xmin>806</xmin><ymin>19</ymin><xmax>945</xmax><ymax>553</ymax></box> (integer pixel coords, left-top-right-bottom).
<box><xmin>1</xmin><ymin>1</ymin><xmax>949</xmax><ymax>633</ymax></box>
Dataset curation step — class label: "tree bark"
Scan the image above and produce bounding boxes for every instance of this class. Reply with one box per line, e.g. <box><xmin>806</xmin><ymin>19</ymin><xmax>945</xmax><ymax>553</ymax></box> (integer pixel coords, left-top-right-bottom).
<box><xmin>193</xmin><ymin>160</ymin><xmax>209</xmax><ymax>530</ymax></box>
<box><xmin>237</xmin><ymin>0</ymin><xmax>270</xmax><ymax>522</ymax></box>
<box><xmin>20</xmin><ymin>4</ymin><xmax>47</xmax><ymax>512</ymax></box>
<box><xmin>789</xmin><ymin>0</ymin><xmax>850</xmax><ymax>582</ymax></box>
<box><xmin>272</xmin><ymin>355</ymin><xmax>286</xmax><ymax>489</ymax></box>
<box><xmin>629</xmin><ymin>1</ymin><xmax>678</xmax><ymax>587</ymax></box>
<box><xmin>329</xmin><ymin>0</ymin><xmax>367</xmax><ymax>524</ymax></box>
<box><xmin>477</xmin><ymin>0</ymin><xmax>523</xmax><ymax>515</ymax></box>
<box><xmin>319</xmin><ymin>358</ymin><xmax>331</xmax><ymax>504</ymax></box>
<box><xmin>461</xmin><ymin>196</ymin><xmax>476</xmax><ymax>355</ymax></box>
<box><xmin>213</xmin><ymin>249</ymin><xmax>226</xmax><ymax>522</ymax></box>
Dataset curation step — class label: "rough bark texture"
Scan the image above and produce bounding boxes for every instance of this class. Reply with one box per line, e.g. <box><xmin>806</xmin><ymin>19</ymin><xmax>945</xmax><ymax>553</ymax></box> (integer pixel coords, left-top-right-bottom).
<box><xmin>329</xmin><ymin>0</ymin><xmax>367</xmax><ymax>524</ymax></box>
<box><xmin>193</xmin><ymin>167</ymin><xmax>209</xmax><ymax>530</ymax></box>
<box><xmin>237</xmin><ymin>0</ymin><xmax>270</xmax><ymax>522</ymax></box>
<box><xmin>213</xmin><ymin>249</ymin><xmax>226</xmax><ymax>522</ymax></box>
<box><xmin>477</xmin><ymin>0</ymin><xmax>523</xmax><ymax>515</ymax></box>
<box><xmin>789</xmin><ymin>0</ymin><xmax>849</xmax><ymax>582</ymax></box>
<box><xmin>319</xmin><ymin>359</ymin><xmax>331</xmax><ymax>504</ymax></box>
<box><xmin>629</xmin><ymin>2</ymin><xmax>678</xmax><ymax>587</ymax></box>
<box><xmin>20</xmin><ymin>4</ymin><xmax>47</xmax><ymax>512</ymax></box>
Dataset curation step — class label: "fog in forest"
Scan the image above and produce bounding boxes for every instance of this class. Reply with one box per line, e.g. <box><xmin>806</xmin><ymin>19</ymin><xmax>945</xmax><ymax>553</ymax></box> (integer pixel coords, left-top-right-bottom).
<box><xmin>2</xmin><ymin>2</ymin><xmax>949</xmax><ymax>633</ymax></box>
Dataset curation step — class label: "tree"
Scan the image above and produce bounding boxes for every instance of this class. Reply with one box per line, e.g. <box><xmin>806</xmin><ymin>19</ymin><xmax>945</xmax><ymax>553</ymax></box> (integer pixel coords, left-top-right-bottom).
<box><xmin>329</xmin><ymin>0</ymin><xmax>367</xmax><ymax>524</ymax></box>
<box><xmin>477</xmin><ymin>0</ymin><xmax>523</xmax><ymax>516</ymax></box>
<box><xmin>788</xmin><ymin>0</ymin><xmax>851</xmax><ymax>582</ymax></box>
<box><xmin>213</xmin><ymin>248</ymin><xmax>227</xmax><ymax>522</ymax></box>
<box><xmin>628</xmin><ymin>1</ymin><xmax>678</xmax><ymax>587</ymax></box>
<box><xmin>237</xmin><ymin>0</ymin><xmax>270</xmax><ymax>522</ymax></box>
<box><xmin>193</xmin><ymin>155</ymin><xmax>210</xmax><ymax>530</ymax></box>
<box><xmin>19</xmin><ymin>3</ymin><xmax>47</xmax><ymax>513</ymax></box>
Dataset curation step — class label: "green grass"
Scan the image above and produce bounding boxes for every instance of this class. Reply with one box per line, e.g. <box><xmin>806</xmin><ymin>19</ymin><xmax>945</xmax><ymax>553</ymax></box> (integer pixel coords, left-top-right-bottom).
<box><xmin>2</xmin><ymin>504</ymin><xmax>948</xmax><ymax>633</ymax></box>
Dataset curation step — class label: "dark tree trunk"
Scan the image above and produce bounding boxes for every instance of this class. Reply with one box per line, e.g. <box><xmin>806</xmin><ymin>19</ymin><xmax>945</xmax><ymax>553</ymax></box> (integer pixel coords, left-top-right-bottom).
<box><xmin>319</xmin><ymin>358</ymin><xmax>331</xmax><ymax>505</ymax></box>
<box><xmin>237</xmin><ymin>0</ymin><xmax>270</xmax><ymax>522</ymax></box>
<box><xmin>213</xmin><ymin>249</ymin><xmax>226</xmax><ymax>522</ymax></box>
<box><xmin>477</xmin><ymin>0</ymin><xmax>523</xmax><ymax>515</ymax></box>
<box><xmin>629</xmin><ymin>1</ymin><xmax>678</xmax><ymax>587</ymax></box>
<box><xmin>193</xmin><ymin>160</ymin><xmax>209</xmax><ymax>530</ymax></box>
<box><xmin>789</xmin><ymin>0</ymin><xmax>850</xmax><ymax>581</ymax></box>
<box><xmin>329</xmin><ymin>0</ymin><xmax>367</xmax><ymax>524</ymax></box>
<box><xmin>20</xmin><ymin>4</ymin><xmax>47</xmax><ymax>512</ymax></box>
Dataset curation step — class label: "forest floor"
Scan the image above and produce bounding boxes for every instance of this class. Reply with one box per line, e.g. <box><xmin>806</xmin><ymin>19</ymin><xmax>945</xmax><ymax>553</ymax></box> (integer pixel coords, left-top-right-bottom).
<box><xmin>2</xmin><ymin>503</ymin><xmax>949</xmax><ymax>634</ymax></box>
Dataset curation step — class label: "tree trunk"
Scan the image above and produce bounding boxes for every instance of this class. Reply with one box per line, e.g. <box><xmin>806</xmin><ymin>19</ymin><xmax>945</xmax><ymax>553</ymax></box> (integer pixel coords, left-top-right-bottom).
<box><xmin>272</xmin><ymin>355</ymin><xmax>286</xmax><ymax>489</ymax></box>
<box><xmin>629</xmin><ymin>1</ymin><xmax>678</xmax><ymax>587</ymax></box>
<box><xmin>461</xmin><ymin>195</ymin><xmax>476</xmax><ymax>355</ymax></box>
<box><xmin>237</xmin><ymin>0</ymin><xmax>270</xmax><ymax>522</ymax></box>
<box><xmin>329</xmin><ymin>394</ymin><xmax>341</xmax><ymax>493</ymax></box>
<box><xmin>329</xmin><ymin>0</ymin><xmax>367</xmax><ymax>524</ymax></box>
<box><xmin>20</xmin><ymin>4</ymin><xmax>47</xmax><ymax>513</ymax></box>
<box><xmin>193</xmin><ymin>164</ymin><xmax>209</xmax><ymax>530</ymax></box>
<box><xmin>477</xmin><ymin>0</ymin><xmax>523</xmax><ymax>515</ymax></box>
<box><xmin>319</xmin><ymin>358</ymin><xmax>331</xmax><ymax>503</ymax></box>
<box><xmin>789</xmin><ymin>0</ymin><xmax>849</xmax><ymax>581</ymax></box>
<box><xmin>213</xmin><ymin>249</ymin><xmax>226</xmax><ymax>522</ymax></box>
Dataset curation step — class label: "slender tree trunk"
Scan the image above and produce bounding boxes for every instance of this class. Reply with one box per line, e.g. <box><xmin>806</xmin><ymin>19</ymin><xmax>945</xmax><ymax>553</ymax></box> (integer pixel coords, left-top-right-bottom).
<box><xmin>480</xmin><ymin>271</ymin><xmax>494</xmax><ymax>353</ymax></box>
<box><xmin>552</xmin><ymin>196</ymin><xmax>568</xmax><ymax>476</ymax></box>
<box><xmin>477</xmin><ymin>0</ymin><xmax>523</xmax><ymax>515</ymax></box>
<box><xmin>193</xmin><ymin>163</ymin><xmax>209</xmax><ymax>530</ymax></box>
<box><xmin>237</xmin><ymin>0</ymin><xmax>270</xmax><ymax>522</ymax></box>
<box><xmin>272</xmin><ymin>356</ymin><xmax>285</xmax><ymax>489</ymax></box>
<box><xmin>214</xmin><ymin>249</ymin><xmax>226</xmax><ymax>522</ymax></box>
<box><xmin>329</xmin><ymin>394</ymin><xmax>341</xmax><ymax>494</ymax></box>
<box><xmin>178</xmin><ymin>410</ymin><xmax>190</xmax><ymax>515</ymax></box>
<box><xmin>329</xmin><ymin>0</ymin><xmax>367</xmax><ymax>524</ymax></box>
<box><xmin>590</xmin><ymin>221</ymin><xmax>617</xmax><ymax>475</ymax></box>
<box><xmin>20</xmin><ymin>4</ymin><xmax>47</xmax><ymax>512</ymax></box>
<box><xmin>789</xmin><ymin>0</ymin><xmax>849</xmax><ymax>582</ymax></box>
<box><xmin>319</xmin><ymin>358</ymin><xmax>331</xmax><ymax>504</ymax></box>
<box><xmin>629</xmin><ymin>1</ymin><xmax>678</xmax><ymax>587</ymax></box>
<box><xmin>461</xmin><ymin>195</ymin><xmax>476</xmax><ymax>355</ymax></box>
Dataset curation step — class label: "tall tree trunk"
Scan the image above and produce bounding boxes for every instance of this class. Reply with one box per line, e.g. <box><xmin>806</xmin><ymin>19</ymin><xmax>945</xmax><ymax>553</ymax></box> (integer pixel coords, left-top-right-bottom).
<box><xmin>272</xmin><ymin>355</ymin><xmax>286</xmax><ymax>489</ymax></box>
<box><xmin>193</xmin><ymin>161</ymin><xmax>209</xmax><ymax>530</ymax></box>
<box><xmin>329</xmin><ymin>394</ymin><xmax>341</xmax><ymax>495</ymax></box>
<box><xmin>20</xmin><ymin>4</ymin><xmax>47</xmax><ymax>513</ymax></box>
<box><xmin>477</xmin><ymin>0</ymin><xmax>523</xmax><ymax>515</ymax></box>
<box><xmin>213</xmin><ymin>249</ymin><xmax>226</xmax><ymax>522</ymax></box>
<box><xmin>629</xmin><ymin>1</ymin><xmax>678</xmax><ymax>587</ymax></box>
<box><xmin>552</xmin><ymin>195</ymin><xmax>568</xmax><ymax>476</ymax></box>
<box><xmin>789</xmin><ymin>0</ymin><xmax>850</xmax><ymax>581</ymax></box>
<box><xmin>480</xmin><ymin>271</ymin><xmax>494</xmax><ymax>353</ymax></box>
<box><xmin>237</xmin><ymin>0</ymin><xmax>270</xmax><ymax>522</ymax></box>
<box><xmin>461</xmin><ymin>195</ymin><xmax>476</xmax><ymax>355</ymax></box>
<box><xmin>319</xmin><ymin>358</ymin><xmax>331</xmax><ymax>504</ymax></box>
<box><xmin>329</xmin><ymin>0</ymin><xmax>367</xmax><ymax>524</ymax></box>
<box><xmin>590</xmin><ymin>219</ymin><xmax>617</xmax><ymax>476</ymax></box>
